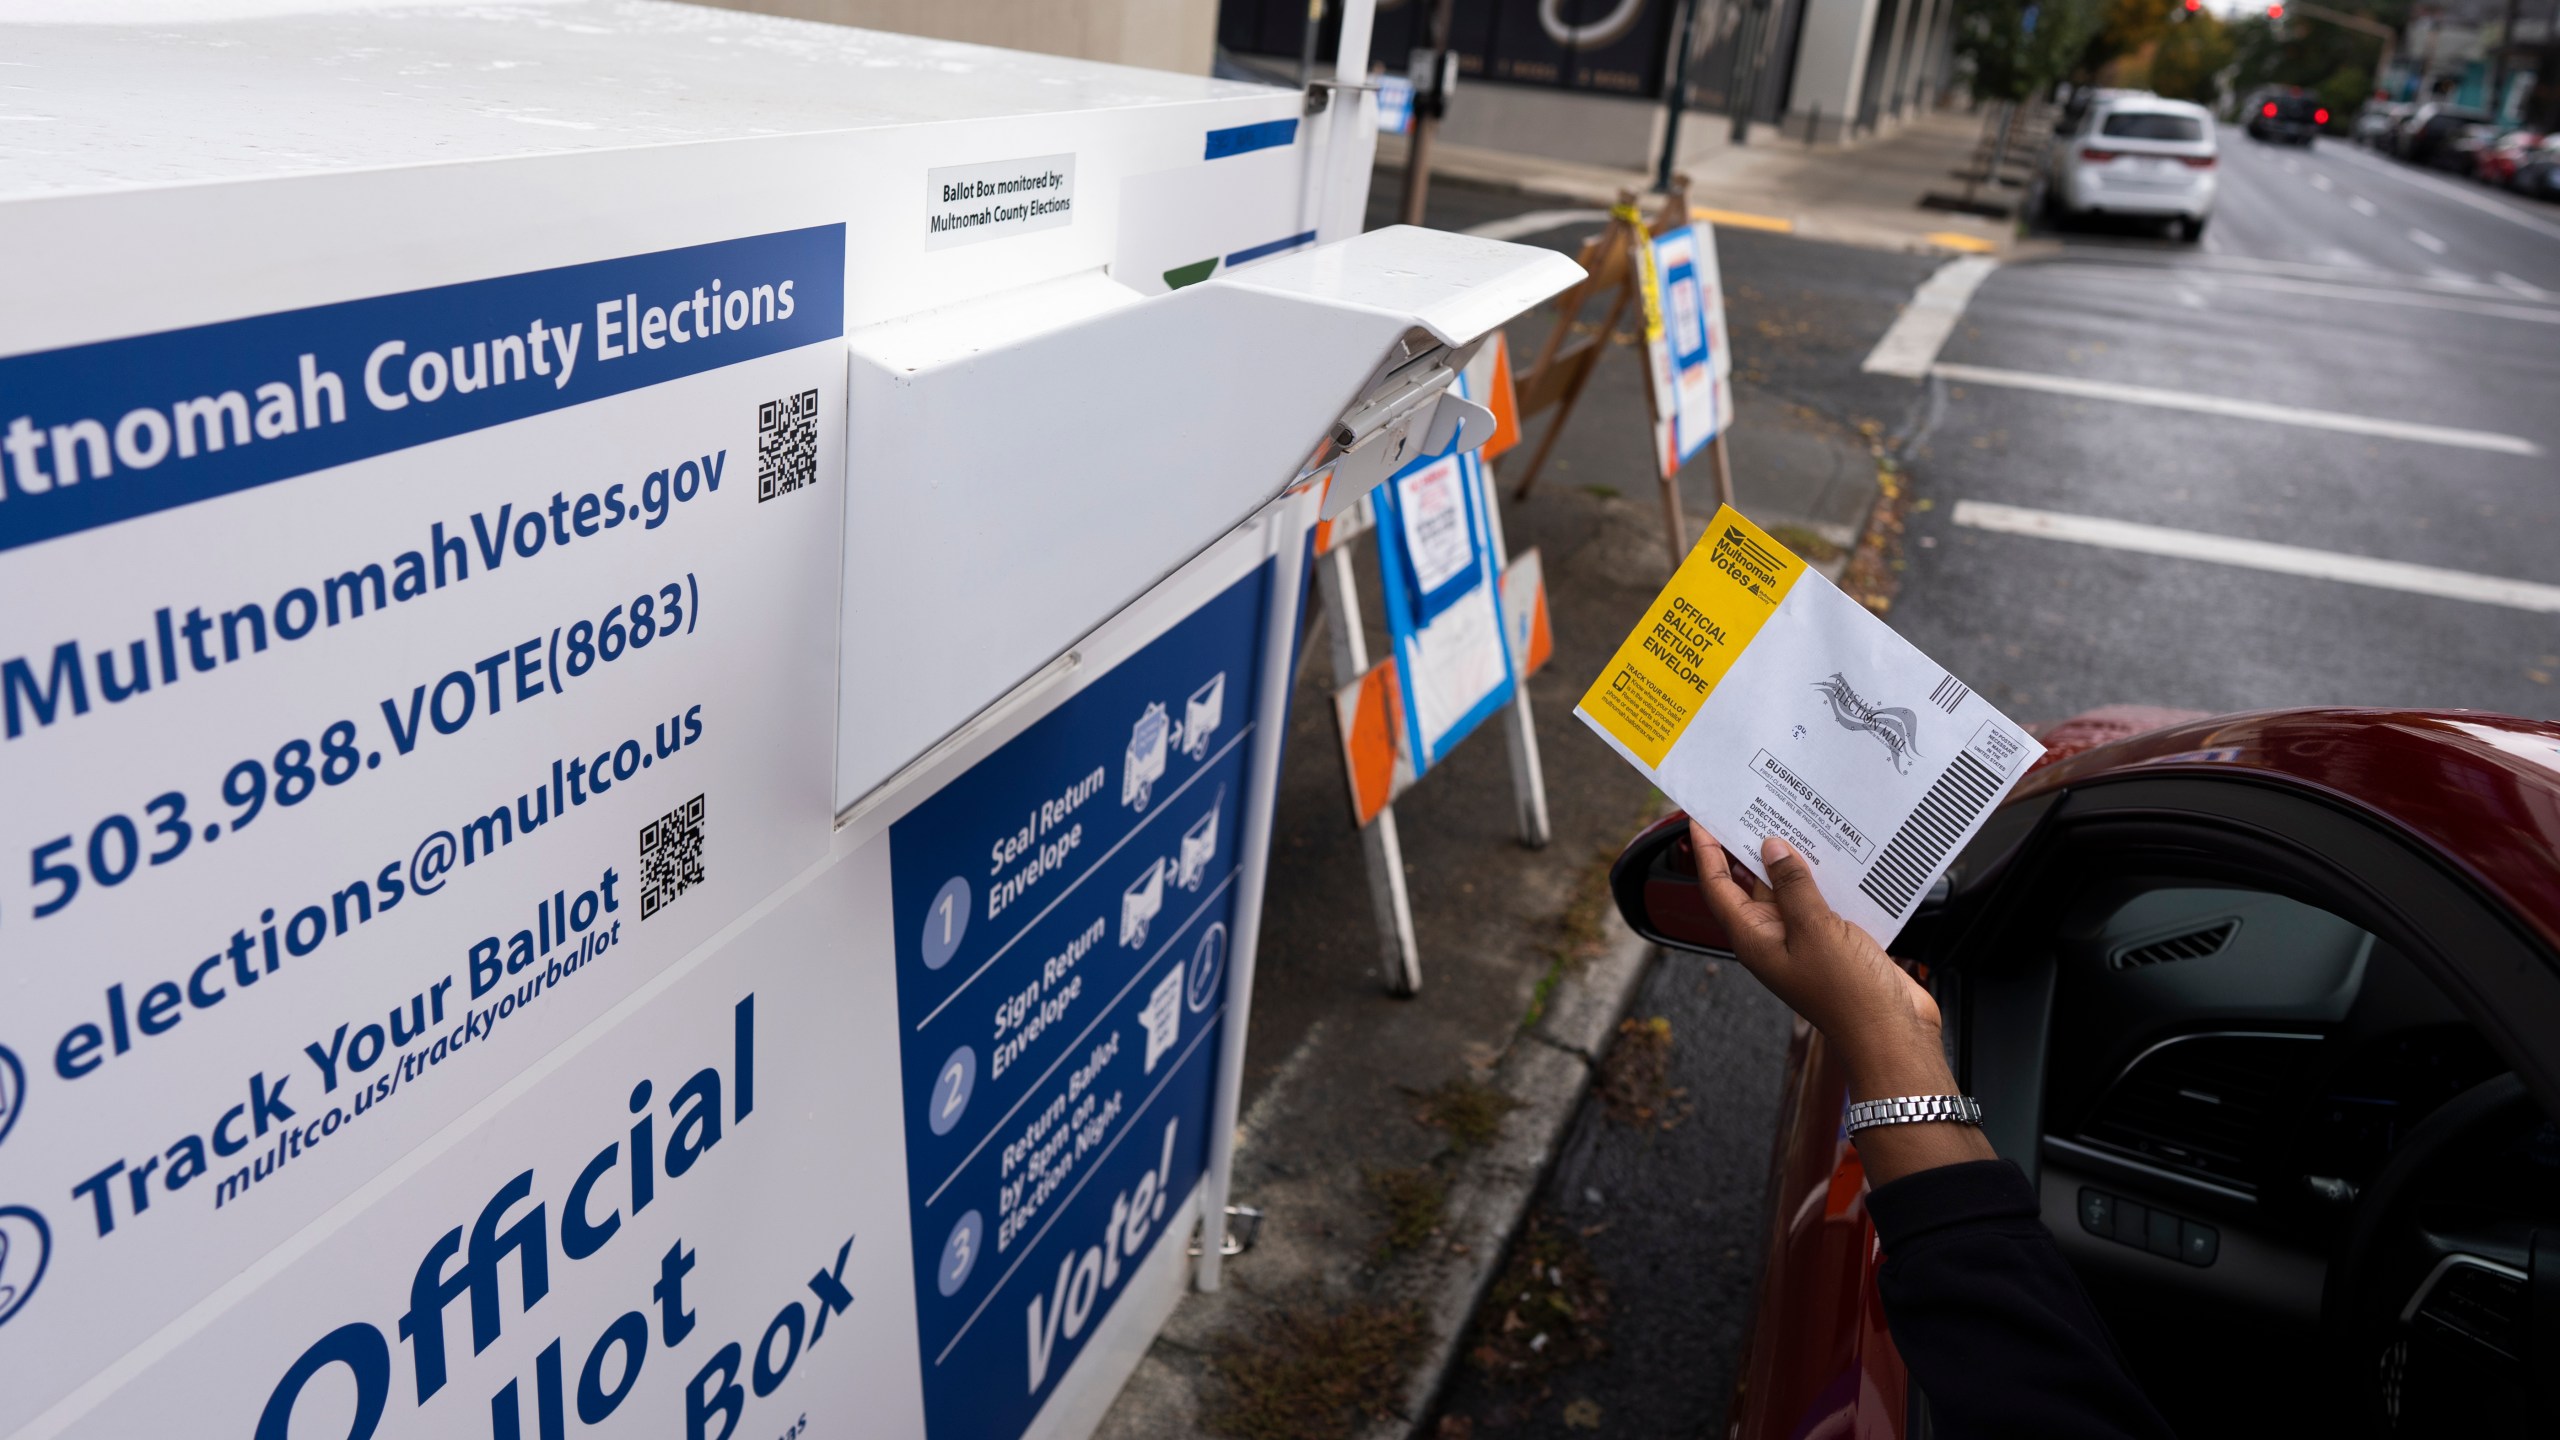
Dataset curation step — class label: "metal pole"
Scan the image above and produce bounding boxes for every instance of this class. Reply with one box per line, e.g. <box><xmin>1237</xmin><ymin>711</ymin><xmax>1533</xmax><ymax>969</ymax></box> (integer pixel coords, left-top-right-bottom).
<box><xmin>1195</xmin><ymin>487</ymin><xmax>1322</xmax><ymax>1290</ymax></box>
<box><xmin>1316</xmin><ymin>543</ymin><xmax>1425</xmax><ymax>993</ymax></box>
<box><xmin>1472</xmin><ymin>465</ymin><xmax>1552</xmax><ymax>850</ymax></box>
<box><xmin>1728</xmin><ymin>0</ymin><xmax>1767</xmax><ymax>144</ymax></box>
<box><xmin>1398</xmin><ymin>0</ymin><xmax>1457</xmax><ymax>227</ymax></box>
<box><xmin>1298</xmin><ymin>0</ymin><xmax>1325</xmax><ymax>86</ymax></box>
<box><xmin>1656</xmin><ymin>0</ymin><xmax>1705</xmax><ymax>191</ymax></box>
<box><xmin>1312</xmin><ymin>0</ymin><xmax>1379</xmax><ymax>245</ymax></box>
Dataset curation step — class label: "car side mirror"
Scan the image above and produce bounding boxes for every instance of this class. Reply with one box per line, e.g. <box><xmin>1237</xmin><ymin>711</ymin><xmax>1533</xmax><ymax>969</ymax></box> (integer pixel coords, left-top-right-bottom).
<box><xmin>1608</xmin><ymin>811</ymin><xmax>1736</xmax><ymax>955</ymax></box>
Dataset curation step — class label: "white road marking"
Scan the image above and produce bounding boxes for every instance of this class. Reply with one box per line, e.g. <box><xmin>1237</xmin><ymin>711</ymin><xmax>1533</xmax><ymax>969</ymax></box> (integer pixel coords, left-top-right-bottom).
<box><xmin>2496</xmin><ymin>270</ymin><xmax>2551</xmax><ymax>300</ymax></box>
<box><xmin>1930</xmin><ymin>362</ymin><xmax>2544</xmax><ymax>455</ymax></box>
<box><xmin>1952</xmin><ymin>500</ymin><xmax>2560</xmax><ymax>614</ymax></box>
<box><xmin>2029</xmin><ymin>263</ymin><xmax>2560</xmax><ymax>324</ymax></box>
<box><xmin>2409</xmin><ymin>228</ymin><xmax>2449</xmax><ymax>254</ymax></box>
<box><xmin>2175</xmin><ymin>285</ymin><xmax>2207</xmax><ymax>309</ymax></box>
<box><xmin>2059</xmin><ymin>246</ymin><xmax>2515</xmax><ymax>295</ymax></box>
<box><xmin>2324</xmin><ymin>140</ymin><xmax>2560</xmax><ymax>242</ymax></box>
<box><xmin>2310</xmin><ymin>172</ymin><xmax>2333</xmax><ymax>191</ymax></box>
<box><xmin>1463</xmin><ymin>207</ymin><xmax>1610</xmax><ymax>241</ymax></box>
<box><xmin>1861</xmin><ymin>255</ymin><xmax>1999</xmax><ymax>377</ymax></box>
<box><xmin>2349</xmin><ymin>195</ymin><xmax>2379</xmax><ymax>216</ymax></box>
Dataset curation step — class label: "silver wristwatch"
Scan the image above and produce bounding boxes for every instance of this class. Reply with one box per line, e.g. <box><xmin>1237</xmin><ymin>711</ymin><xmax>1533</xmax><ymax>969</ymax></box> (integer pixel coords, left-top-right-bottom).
<box><xmin>1844</xmin><ymin>1094</ymin><xmax>1983</xmax><ymax>1135</ymax></box>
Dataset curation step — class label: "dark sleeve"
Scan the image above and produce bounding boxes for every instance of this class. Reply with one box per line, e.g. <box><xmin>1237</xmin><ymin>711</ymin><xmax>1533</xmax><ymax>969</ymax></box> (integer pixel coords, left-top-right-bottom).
<box><xmin>1867</xmin><ymin>1159</ymin><xmax>2175</xmax><ymax>1440</ymax></box>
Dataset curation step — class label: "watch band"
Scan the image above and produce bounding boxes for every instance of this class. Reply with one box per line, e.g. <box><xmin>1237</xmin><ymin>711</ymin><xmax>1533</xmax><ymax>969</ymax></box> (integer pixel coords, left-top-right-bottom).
<box><xmin>1844</xmin><ymin>1094</ymin><xmax>1983</xmax><ymax>1135</ymax></box>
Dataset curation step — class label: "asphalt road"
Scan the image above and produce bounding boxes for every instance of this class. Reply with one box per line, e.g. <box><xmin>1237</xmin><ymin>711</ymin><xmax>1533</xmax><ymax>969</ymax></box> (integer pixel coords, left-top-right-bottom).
<box><xmin>1901</xmin><ymin>131</ymin><xmax>2560</xmax><ymax>724</ymax></box>
<box><xmin>1398</xmin><ymin>125</ymin><xmax>2558</xmax><ymax>1438</ymax></box>
<box><xmin>1362</xmin><ymin>174</ymin><xmax>1935</xmax><ymax>1440</ymax></box>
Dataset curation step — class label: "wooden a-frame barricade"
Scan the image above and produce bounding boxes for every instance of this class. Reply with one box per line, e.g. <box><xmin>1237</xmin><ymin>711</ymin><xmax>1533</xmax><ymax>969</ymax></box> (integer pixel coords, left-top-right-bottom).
<box><xmin>1501</xmin><ymin>178</ymin><xmax>1736</xmax><ymax>570</ymax></box>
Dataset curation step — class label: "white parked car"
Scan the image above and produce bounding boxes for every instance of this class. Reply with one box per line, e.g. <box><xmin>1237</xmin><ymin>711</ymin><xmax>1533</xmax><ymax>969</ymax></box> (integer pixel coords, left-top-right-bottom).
<box><xmin>2045</xmin><ymin>96</ymin><xmax>2219</xmax><ymax>242</ymax></box>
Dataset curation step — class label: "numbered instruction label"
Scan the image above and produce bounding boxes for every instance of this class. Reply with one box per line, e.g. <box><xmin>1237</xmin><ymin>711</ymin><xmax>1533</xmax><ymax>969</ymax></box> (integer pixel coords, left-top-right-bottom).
<box><xmin>888</xmin><ymin>565</ymin><xmax>1266</xmax><ymax>1439</ymax></box>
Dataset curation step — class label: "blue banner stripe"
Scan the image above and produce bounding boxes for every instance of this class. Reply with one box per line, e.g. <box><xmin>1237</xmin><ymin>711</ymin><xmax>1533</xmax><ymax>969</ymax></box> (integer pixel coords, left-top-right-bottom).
<box><xmin>1203</xmin><ymin>118</ymin><xmax>1299</xmax><ymax>160</ymax></box>
<box><xmin>0</xmin><ymin>224</ymin><xmax>845</xmax><ymax>556</ymax></box>
<box><xmin>1224</xmin><ymin>230</ymin><xmax>1318</xmax><ymax>268</ymax></box>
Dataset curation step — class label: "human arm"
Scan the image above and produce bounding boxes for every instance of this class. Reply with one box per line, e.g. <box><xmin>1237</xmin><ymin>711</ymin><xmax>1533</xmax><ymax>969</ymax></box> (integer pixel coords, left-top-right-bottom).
<box><xmin>1692</xmin><ymin>825</ymin><xmax>2175</xmax><ymax>1439</ymax></box>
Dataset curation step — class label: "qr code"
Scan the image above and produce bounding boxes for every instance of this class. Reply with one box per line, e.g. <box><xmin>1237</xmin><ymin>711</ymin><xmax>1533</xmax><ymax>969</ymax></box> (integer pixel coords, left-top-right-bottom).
<box><xmin>758</xmin><ymin>389</ymin><xmax>820</xmax><ymax>502</ymax></box>
<box><xmin>639</xmin><ymin>793</ymin><xmax>706</xmax><ymax>921</ymax></box>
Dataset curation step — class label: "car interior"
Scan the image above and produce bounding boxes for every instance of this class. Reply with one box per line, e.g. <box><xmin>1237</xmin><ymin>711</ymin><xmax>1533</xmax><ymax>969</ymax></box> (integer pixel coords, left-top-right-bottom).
<box><xmin>1932</xmin><ymin>784</ymin><xmax>2560</xmax><ymax>1438</ymax></box>
<box><xmin>1614</xmin><ymin>773</ymin><xmax>2560</xmax><ymax>1438</ymax></box>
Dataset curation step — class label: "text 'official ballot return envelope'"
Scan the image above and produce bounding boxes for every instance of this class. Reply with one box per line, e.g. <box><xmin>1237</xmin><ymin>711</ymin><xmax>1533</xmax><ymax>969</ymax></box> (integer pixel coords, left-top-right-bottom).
<box><xmin>1576</xmin><ymin>506</ymin><xmax>2038</xmax><ymax>944</ymax></box>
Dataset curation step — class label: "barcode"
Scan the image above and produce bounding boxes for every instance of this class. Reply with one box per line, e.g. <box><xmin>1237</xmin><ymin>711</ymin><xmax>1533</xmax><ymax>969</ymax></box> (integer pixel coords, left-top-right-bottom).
<box><xmin>1858</xmin><ymin>753</ymin><xmax>2002</xmax><ymax>917</ymax></box>
<box><xmin>640</xmin><ymin>793</ymin><xmax>706</xmax><ymax>921</ymax></box>
<box><xmin>757</xmin><ymin>389</ymin><xmax>820</xmax><ymax>502</ymax></box>
<box><xmin>1928</xmin><ymin>674</ymin><xmax>1970</xmax><ymax>713</ymax></box>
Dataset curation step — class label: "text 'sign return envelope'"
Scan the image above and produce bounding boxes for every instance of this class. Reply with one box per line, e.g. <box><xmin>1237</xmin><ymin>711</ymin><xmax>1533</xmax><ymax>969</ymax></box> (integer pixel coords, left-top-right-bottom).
<box><xmin>1576</xmin><ymin>505</ymin><xmax>2038</xmax><ymax>944</ymax></box>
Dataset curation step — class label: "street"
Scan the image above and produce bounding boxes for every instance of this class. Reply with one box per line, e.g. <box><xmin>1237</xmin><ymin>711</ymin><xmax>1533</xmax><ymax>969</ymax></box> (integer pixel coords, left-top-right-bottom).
<box><xmin>1906</xmin><ymin>131</ymin><xmax>2560</xmax><ymax>721</ymax></box>
<box><xmin>1423</xmin><ymin>124</ymin><xmax>2560</xmax><ymax>1439</ymax></box>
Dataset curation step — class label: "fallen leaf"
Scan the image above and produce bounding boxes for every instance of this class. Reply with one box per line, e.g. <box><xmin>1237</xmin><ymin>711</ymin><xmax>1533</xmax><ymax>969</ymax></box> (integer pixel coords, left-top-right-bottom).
<box><xmin>1562</xmin><ymin>1396</ymin><xmax>1604</xmax><ymax>1428</ymax></box>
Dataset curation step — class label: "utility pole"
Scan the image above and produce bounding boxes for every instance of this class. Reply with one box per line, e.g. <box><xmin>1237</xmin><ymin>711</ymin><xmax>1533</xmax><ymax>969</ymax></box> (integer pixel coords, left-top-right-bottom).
<box><xmin>2490</xmin><ymin>0</ymin><xmax>2523</xmax><ymax>117</ymax></box>
<box><xmin>1397</xmin><ymin>0</ymin><xmax>1457</xmax><ymax>226</ymax></box>
<box><xmin>1656</xmin><ymin>0</ymin><xmax>1706</xmax><ymax>190</ymax></box>
<box><xmin>1728</xmin><ymin>0</ymin><xmax>1770</xmax><ymax>143</ymax></box>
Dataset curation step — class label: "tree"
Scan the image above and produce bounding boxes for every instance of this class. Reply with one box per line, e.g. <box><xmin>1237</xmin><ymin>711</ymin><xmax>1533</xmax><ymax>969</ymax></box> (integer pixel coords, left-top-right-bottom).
<box><xmin>2226</xmin><ymin>0</ymin><xmax>2404</xmax><ymax>106</ymax></box>
<box><xmin>2083</xmin><ymin>0</ymin><xmax>2177</xmax><ymax>80</ymax></box>
<box><xmin>2147</xmin><ymin>9</ymin><xmax>2235</xmax><ymax>103</ymax></box>
<box><xmin>1957</xmin><ymin>0</ymin><xmax>2105</xmax><ymax>101</ymax></box>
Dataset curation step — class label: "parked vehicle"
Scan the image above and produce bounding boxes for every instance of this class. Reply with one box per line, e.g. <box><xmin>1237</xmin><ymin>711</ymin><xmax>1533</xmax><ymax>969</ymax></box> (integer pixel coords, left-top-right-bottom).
<box><xmin>2394</xmin><ymin>102</ymin><xmax>2495</xmax><ymax>165</ymax></box>
<box><xmin>2353</xmin><ymin>99</ymin><xmax>2411</xmax><ymax>146</ymax></box>
<box><xmin>2045</xmin><ymin>95</ymin><xmax>2218</xmax><ymax>242</ymax></box>
<box><xmin>1615</xmin><ymin>706</ymin><xmax>2560</xmax><ymax>1440</ymax></box>
<box><xmin>2475</xmin><ymin>129</ymin><xmax>2544</xmax><ymax>187</ymax></box>
<box><xmin>2242</xmin><ymin>86</ymin><xmax>2325</xmax><ymax>145</ymax></box>
<box><xmin>2055</xmin><ymin>85</ymin><xmax>2154</xmax><ymax>138</ymax></box>
<box><xmin>2441</xmin><ymin>121</ymin><xmax>2502</xmax><ymax>176</ymax></box>
<box><xmin>2514</xmin><ymin>134</ymin><xmax>2560</xmax><ymax>197</ymax></box>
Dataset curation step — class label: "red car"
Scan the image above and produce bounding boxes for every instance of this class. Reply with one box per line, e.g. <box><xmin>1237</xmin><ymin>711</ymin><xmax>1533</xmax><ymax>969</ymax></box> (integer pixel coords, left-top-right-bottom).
<box><xmin>2477</xmin><ymin>130</ymin><xmax>2547</xmax><ymax>190</ymax></box>
<box><xmin>1611</xmin><ymin>707</ymin><xmax>2560</xmax><ymax>1439</ymax></box>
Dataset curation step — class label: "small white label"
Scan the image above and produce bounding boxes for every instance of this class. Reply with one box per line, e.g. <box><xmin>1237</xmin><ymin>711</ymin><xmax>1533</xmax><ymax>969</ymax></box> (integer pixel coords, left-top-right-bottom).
<box><xmin>925</xmin><ymin>152</ymin><xmax>1077</xmax><ymax>249</ymax></box>
<box><xmin>1397</xmin><ymin>456</ymin><xmax>1474</xmax><ymax>595</ymax></box>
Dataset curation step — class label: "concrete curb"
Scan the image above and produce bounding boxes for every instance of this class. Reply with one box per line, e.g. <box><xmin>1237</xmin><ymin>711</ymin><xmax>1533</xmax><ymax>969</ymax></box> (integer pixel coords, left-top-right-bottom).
<box><xmin>1359</xmin><ymin>911</ymin><xmax>1658</xmax><ymax>1439</ymax></box>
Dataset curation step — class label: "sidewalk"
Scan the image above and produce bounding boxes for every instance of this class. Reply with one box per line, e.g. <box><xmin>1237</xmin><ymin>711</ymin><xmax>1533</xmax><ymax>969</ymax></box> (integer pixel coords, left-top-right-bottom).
<box><xmin>1379</xmin><ymin>107</ymin><xmax>2017</xmax><ymax>257</ymax></box>
<box><xmin>1094</xmin><ymin>187</ymin><xmax>1941</xmax><ymax>1440</ymax></box>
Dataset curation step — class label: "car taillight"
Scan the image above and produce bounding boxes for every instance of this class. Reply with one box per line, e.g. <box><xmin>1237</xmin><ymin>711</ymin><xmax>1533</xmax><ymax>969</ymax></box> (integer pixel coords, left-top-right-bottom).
<box><xmin>2181</xmin><ymin>154</ymin><xmax>2217</xmax><ymax>168</ymax></box>
<box><xmin>2263</xmin><ymin>102</ymin><xmax>2278</xmax><ymax>117</ymax></box>
<box><xmin>2315</xmin><ymin>107</ymin><xmax>2329</xmax><ymax>124</ymax></box>
<box><xmin>2080</xmin><ymin>148</ymin><xmax>2118</xmax><ymax>162</ymax></box>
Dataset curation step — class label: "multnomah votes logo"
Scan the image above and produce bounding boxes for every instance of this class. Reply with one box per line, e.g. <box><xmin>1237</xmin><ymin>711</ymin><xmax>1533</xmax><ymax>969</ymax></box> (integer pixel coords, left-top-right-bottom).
<box><xmin>1813</xmin><ymin>672</ymin><xmax>1921</xmax><ymax>774</ymax></box>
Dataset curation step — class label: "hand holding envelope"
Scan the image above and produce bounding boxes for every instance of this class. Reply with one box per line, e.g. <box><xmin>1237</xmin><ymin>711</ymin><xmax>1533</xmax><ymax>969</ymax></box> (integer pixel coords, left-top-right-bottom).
<box><xmin>1578</xmin><ymin>506</ymin><xmax>2038</xmax><ymax>945</ymax></box>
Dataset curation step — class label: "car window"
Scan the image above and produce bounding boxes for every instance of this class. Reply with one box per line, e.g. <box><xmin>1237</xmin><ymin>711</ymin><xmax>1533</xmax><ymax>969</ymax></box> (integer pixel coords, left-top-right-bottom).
<box><xmin>2101</xmin><ymin>112</ymin><xmax>2204</xmax><ymax>141</ymax></box>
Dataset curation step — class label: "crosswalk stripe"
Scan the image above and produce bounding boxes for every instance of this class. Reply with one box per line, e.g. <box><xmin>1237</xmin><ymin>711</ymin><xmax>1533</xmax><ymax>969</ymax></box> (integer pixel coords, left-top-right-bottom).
<box><xmin>1930</xmin><ymin>362</ymin><xmax>2543</xmax><ymax>456</ymax></box>
<box><xmin>1862</xmin><ymin>256</ymin><xmax>1999</xmax><ymax>377</ymax></box>
<box><xmin>1951</xmin><ymin>500</ymin><xmax>2560</xmax><ymax>613</ymax></box>
<box><xmin>1462</xmin><ymin>208</ymin><xmax>1609</xmax><ymax>242</ymax></box>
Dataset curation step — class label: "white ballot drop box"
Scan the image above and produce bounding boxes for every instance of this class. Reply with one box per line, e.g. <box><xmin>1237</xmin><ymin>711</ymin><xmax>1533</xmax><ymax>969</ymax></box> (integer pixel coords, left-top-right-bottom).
<box><xmin>0</xmin><ymin>4</ymin><xmax>1579</xmax><ymax>1439</ymax></box>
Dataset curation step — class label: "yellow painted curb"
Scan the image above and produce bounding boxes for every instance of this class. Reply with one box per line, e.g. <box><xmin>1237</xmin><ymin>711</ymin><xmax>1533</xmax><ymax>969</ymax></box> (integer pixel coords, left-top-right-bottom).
<box><xmin>1695</xmin><ymin>206</ymin><xmax>1795</xmax><ymax>234</ymax></box>
<box><xmin>1925</xmin><ymin>230</ymin><xmax>1999</xmax><ymax>254</ymax></box>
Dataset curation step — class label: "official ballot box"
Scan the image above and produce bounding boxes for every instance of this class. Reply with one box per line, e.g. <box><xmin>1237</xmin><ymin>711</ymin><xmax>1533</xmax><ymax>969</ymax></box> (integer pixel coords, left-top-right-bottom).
<box><xmin>0</xmin><ymin>4</ymin><xmax>1579</xmax><ymax>1439</ymax></box>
